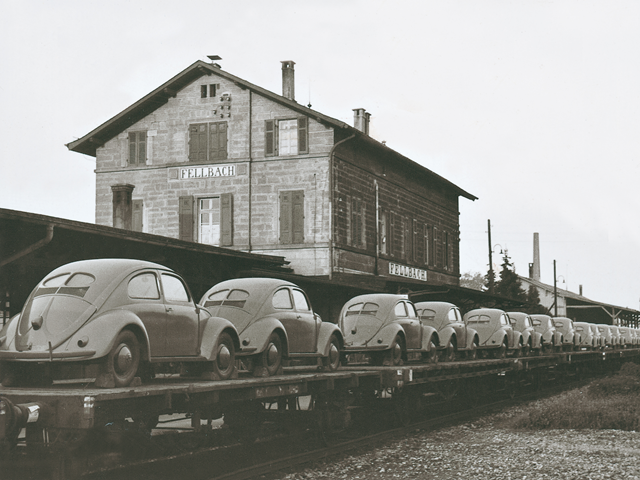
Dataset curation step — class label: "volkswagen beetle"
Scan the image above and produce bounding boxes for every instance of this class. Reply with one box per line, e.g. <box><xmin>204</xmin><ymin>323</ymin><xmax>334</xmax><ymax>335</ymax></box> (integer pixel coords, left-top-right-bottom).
<box><xmin>530</xmin><ymin>314</ymin><xmax>563</xmax><ymax>353</ymax></box>
<box><xmin>573</xmin><ymin>322</ymin><xmax>596</xmax><ymax>350</ymax></box>
<box><xmin>596</xmin><ymin>324</ymin><xmax>615</xmax><ymax>349</ymax></box>
<box><xmin>200</xmin><ymin>278</ymin><xmax>343</xmax><ymax>377</ymax></box>
<box><xmin>0</xmin><ymin>259</ymin><xmax>240</xmax><ymax>388</ymax></box>
<box><xmin>338</xmin><ymin>294</ymin><xmax>439</xmax><ymax>366</ymax></box>
<box><xmin>552</xmin><ymin>317</ymin><xmax>580</xmax><ymax>351</ymax></box>
<box><xmin>415</xmin><ymin>301</ymin><xmax>479</xmax><ymax>361</ymax></box>
<box><xmin>507</xmin><ymin>312</ymin><xmax>543</xmax><ymax>356</ymax></box>
<box><xmin>617</xmin><ymin>327</ymin><xmax>634</xmax><ymax>348</ymax></box>
<box><xmin>462</xmin><ymin>308</ymin><xmax>523</xmax><ymax>358</ymax></box>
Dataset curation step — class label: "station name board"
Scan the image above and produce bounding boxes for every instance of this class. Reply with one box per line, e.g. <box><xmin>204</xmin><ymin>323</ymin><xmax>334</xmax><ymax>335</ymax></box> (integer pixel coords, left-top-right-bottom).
<box><xmin>180</xmin><ymin>164</ymin><xmax>236</xmax><ymax>179</ymax></box>
<box><xmin>388</xmin><ymin>262</ymin><xmax>428</xmax><ymax>281</ymax></box>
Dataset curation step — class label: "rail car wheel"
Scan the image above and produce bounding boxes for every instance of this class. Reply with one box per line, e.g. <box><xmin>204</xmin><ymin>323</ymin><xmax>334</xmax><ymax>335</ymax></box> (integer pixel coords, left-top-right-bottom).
<box><xmin>441</xmin><ymin>339</ymin><xmax>457</xmax><ymax>362</ymax></box>
<box><xmin>211</xmin><ymin>332</ymin><xmax>236</xmax><ymax>380</ymax></box>
<box><xmin>422</xmin><ymin>339</ymin><xmax>439</xmax><ymax>364</ymax></box>
<box><xmin>393</xmin><ymin>390</ymin><xmax>421</xmax><ymax>426</ymax></box>
<box><xmin>494</xmin><ymin>339</ymin><xmax>507</xmax><ymax>359</ymax></box>
<box><xmin>103</xmin><ymin>330</ymin><xmax>140</xmax><ymax>388</ymax></box>
<box><xmin>252</xmin><ymin>333</ymin><xmax>283</xmax><ymax>377</ymax></box>
<box><xmin>322</xmin><ymin>334</ymin><xmax>341</xmax><ymax>371</ymax></box>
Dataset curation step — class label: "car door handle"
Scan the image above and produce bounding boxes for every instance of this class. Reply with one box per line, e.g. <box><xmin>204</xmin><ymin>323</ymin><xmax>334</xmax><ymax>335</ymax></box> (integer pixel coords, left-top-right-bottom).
<box><xmin>166</xmin><ymin>307</ymin><xmax>173</xmax><ymax>313</ymax></box>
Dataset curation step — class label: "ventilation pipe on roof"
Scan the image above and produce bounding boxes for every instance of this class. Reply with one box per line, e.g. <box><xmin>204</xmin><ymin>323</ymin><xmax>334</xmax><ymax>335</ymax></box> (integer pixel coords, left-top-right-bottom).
<box><xmin>281</xmin><ymin>61</ymin><xmax>295</xmax><ymax>101</ymax></box>
<box><xmin>353</xmin><ymin>108</ymin><xmax>371</xmax><ymax>135</ymax></box>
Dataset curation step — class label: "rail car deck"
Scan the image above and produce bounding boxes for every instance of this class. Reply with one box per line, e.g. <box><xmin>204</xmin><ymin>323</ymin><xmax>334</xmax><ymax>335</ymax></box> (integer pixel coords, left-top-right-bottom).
<box><xmin>1</xmin><ymin>348</ymin><xmax>637</xmax><ymax>436</ymax></box>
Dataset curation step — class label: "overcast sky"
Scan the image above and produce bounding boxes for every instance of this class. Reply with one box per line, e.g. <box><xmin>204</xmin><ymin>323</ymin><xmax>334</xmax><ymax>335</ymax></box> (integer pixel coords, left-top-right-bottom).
<box><xmin>2</xmin><ymin>0</ymin><xmax>639</xmax><ymax>309</ymax></box>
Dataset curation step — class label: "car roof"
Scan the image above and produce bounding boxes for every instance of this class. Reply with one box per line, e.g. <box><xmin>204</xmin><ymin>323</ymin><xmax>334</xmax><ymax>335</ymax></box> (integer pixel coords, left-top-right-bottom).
<box><xmin>506</xmin><ymin>312</ymin><xmax>529</xmax><ymax>319</ymax></box>
<box><xmin>33</xmin><ymin>258</ymin><xmax>173</xmax><ymax>306</ymax></box>
<box><xmin>464</xmin><ymin>308</ymin><xmax>505</xmax><ymax>320</ymax></box>
<box><xmin>414</xmin><ymin>301</ymin><xmax>457</xmax><ymax>316</ymax></box>
<box><xmin>200</xmin><ymin>277</ymin><xmax>301</xmax><ymax>314</ymax></box>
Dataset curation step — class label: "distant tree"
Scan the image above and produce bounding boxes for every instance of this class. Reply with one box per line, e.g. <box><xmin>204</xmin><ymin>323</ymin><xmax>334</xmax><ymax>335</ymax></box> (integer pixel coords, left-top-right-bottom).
<box><xmin>460</xmin><ymin>271</ymin><xmax>486</xmax><ymax>291</ymax></box>
<box><xmin>525</xmin><ymin>285</ymin><xmax>550</xmax><ymax>314</ymax></box>
<box><xmin>493</xmin><ymin>250</ymin><xmax>528</xmax><ymax>302</ymax></box>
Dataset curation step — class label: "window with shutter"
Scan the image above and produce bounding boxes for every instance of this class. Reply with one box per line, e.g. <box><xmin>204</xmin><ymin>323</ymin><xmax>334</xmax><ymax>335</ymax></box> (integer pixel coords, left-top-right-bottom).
<box><xmin>351</xmin><ymin>197</ymin><xmax>365</xmax><ymax>248</ymax></box>
<box><xmin>424</xmin><ymin>224</ymin><xmax>431</xmax><ymax>266</ymax></box>
<box><xmin>280</xmin><ymin>190</ymin><xmax>304</xmax><ymax>244</ymax></box>
<box><xmin>132</xmin><ymin>199</ymin><xmax>143</xmax><ymax>232</ymax></box>
<box><xmin>179</xmin><ymin>196</ymin><xmax>194</xmax><ymax>242</ymax></box>
<box><xmin>128</xmin><ymin>131</ymin><xmax>146</xmax><ymax>166</ymax></box>
<box><xmin>433</xmin><ymin>227</ymin><xmax>439</xmax><ymax>268</ymax></box>
<box><xmin>196</xmin><ymin>194</ymin><xmax>233</xmax><ymax>246</ymax></box>
<box><xmin>265</xmin><ymin>117</ymin><xmax>309</xmax><ymax>157</ymax></box>
<box><xmin>389</xmin><ymin>212</ymin><xmax>396</xmax><ymax>257</ymax></box>
<box><xmin>189</xmin><ymin>122</ymin><xmax>227</xmax><ymax>162</ymax></box>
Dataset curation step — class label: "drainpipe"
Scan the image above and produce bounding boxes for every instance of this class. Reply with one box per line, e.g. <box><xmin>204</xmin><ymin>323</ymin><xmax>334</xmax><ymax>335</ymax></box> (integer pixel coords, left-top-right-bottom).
<box><xmin>328</xmin><ymin>133</ymin><xmax>357</xmax><ymax>280</ymax></box>
<box><xmin>248</xmin><ymin>90</ymin><xmax>253</xmax><ymax>252</ymax></box>
<box><xmin>374</xmin><ymin>180</ymin><xmax>379</xmax><ymax>275</ymax></box>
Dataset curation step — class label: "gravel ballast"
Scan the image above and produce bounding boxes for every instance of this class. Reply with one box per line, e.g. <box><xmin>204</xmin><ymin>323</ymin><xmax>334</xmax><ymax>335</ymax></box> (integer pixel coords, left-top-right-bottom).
<box><xmin>269</xmin><ymin>404</ymin><xmax>640</xmax><ymax>480</ymax></box>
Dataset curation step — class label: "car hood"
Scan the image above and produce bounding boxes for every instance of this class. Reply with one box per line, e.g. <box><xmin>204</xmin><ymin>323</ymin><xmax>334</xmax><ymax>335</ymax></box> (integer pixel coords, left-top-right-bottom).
<box><xmin>14</xmin><ymin>294</ymin><xmax>97</xmax><ymax>351</ymax></box>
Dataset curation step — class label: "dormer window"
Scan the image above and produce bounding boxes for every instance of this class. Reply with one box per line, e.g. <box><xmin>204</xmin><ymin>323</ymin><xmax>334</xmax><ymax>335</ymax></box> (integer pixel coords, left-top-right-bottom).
<box><xmin>265</xmin><ymin>117</ymin><xmax>308</xmax><ymax>157</ymax></box>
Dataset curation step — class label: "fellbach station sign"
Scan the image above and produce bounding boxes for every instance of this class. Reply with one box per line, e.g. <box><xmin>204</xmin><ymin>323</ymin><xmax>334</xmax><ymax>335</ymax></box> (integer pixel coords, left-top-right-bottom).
<box><xmin>179</xmin><ymin>164</ymin><xmax>236</xmax><ymax>179</ymax></box>
<box><xmin>388</xmin><ymin>262</ymin><xmax>428</xmax><ymax>281</ymax></box>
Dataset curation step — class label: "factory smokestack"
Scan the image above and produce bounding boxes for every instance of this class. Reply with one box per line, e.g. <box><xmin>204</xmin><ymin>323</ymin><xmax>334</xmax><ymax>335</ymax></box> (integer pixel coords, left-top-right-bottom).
<box><xmin>532</xmin><ymin>233</ymin><xmax>541</xmax><ymax>281</ymax></box>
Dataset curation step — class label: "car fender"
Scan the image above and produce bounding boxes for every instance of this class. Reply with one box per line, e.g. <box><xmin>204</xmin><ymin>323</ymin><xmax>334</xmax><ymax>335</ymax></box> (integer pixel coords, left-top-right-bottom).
<box><xmin>521</xmin><ymin>330</ymin><xmax>532</xmax><ymax>347</ymax></box>
<box><xmin>533</xmin><ymin>332</ymin><xmax>543</xmax><ymax>349</ymax></box>
<box><xmin>438</xmin><ymin>327</ymin><xmax>455</xmax><ymax>349</ymax></box>
<box><xmin>464</xmin><ymin>327</ymin><xmax>479</xmax><ymax>350</ymax></box>
<box><xmin>421</xmin><ymin>326</ymin><xmax>439</xmax><ymax>352</ymax></box>
<box><xmin>237</xmin><ymin>317</ymin><xmax>289</xmax><ymax>356</ymax></box>
<box><xmin>511</xmin><ymin>332</ymin><xmax>523</xmax><ymax>349</ymax></box>
<box><xmin>369</xmin><ymin>323</ymin><xmax>405</xmax><ymax>348</ymax></box>
<box><xmin>199</xmin><ymin>317</ymin><xmax>240</xmax><ymax>361</ymax></box>
<box><xmin>66</xmin><ymin>310</ymin><xmax>150</xmax><ymax>360</ymax></box>
<box><xmin>317</xmin><ymin>323</ymin><xmax>343</xmax><ymax>357</ymax></box>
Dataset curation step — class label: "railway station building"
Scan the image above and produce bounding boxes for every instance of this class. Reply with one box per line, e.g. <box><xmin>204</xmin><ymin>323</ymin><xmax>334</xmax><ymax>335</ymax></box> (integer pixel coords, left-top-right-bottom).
<box><xmin>67</xmin><ymin>57</ymin><xmax>476</xmax><ymax>298</ymax></box>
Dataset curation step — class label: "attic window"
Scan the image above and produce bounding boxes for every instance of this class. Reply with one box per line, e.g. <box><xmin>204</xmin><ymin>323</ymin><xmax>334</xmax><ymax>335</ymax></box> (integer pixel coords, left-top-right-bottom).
<box><xmin>201</xmin><ymin>84</ymin><xmax>220</xmax><ymax>98</ymax></box>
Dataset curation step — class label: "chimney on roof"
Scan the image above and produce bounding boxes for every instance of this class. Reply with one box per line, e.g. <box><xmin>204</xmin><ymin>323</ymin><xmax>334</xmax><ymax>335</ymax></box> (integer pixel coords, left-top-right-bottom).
<box><xmin>531</xmin><ymin>232</ymin><xmax>541</xmax><ymax>281</ymax></box>
<box><xmin>579</xmin><ymin>284</ymin><xmax>583</xmax><ymax>296</ymax></box>
<box><xmin>281</xmin><ymin>61</ymin><xmax>295</xmax><ymax>101</ymax></box>
<box><xmin>353</xmin><ymin>108</ymin><xmax>371</xmax><ymax>135</ymax></box>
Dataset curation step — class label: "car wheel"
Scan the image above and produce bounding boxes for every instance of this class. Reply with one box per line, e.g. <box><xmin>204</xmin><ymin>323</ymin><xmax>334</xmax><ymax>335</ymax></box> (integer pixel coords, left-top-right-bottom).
<box><xmin>495</xmin><ymin>338</ymin><xmax>507</xmax><ymax>359</ymax></box>
<box><xmin>211</xmin><ymin>332</ymin><xmax>236</xmax><ymax>380</ymax></box>
<box><xmin>422</xmin><ymin>339</ymin><xmax>438</xmax><ymax>364</ymax></box>
<box><xmin>105</xmin><ymin>330</ymin><xmax>141</xmax><ymax>388</ymax></box>
<box><xmin>322</xmin><ymin>334</ymin><xmax>341</xmax><ymax>371</ymax></box>
<box><xmin>439</xmin><ymin>339</ymin><xmax>456</xmax><ymax>362</ymax></box>
<box><xmin>522</xmin><ymin>341</ymin><xmax>531</xmax><ymax>357</ymax></box>
<box><xmin>388</xmin><ymin>335</ymin><xmax>404</xmax><ymax>366</ymax></box>
<box><xmin>253</xmin><ymin>333</ymin><xmax>283</xmax><ymax>377</ymax></box>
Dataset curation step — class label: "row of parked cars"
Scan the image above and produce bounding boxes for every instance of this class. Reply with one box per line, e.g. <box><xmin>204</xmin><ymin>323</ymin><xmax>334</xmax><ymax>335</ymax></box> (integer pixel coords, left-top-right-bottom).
<box><xmin>0</xmin><ymin>259</ymin><xmax>637</xmax><ymax>388</ymax></box>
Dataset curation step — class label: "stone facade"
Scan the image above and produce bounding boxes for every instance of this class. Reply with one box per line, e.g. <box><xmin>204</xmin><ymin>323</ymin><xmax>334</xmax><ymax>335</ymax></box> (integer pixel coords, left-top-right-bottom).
<box><xmin>75</xmin><ymin>60</ymin><xmax>474</xmax><ymax>288</ymax></box>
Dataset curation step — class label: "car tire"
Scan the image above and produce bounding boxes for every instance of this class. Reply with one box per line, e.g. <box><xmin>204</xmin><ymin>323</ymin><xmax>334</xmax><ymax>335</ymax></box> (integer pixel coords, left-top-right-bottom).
<box><xmin>522</xmin><ymin>341</ymin><xmax>531</xmax><ymax>357</ymax></box>
<box><xmin>211</xmin><ymin>331</ymin><xmax>236</xmax><ymax>380</ymax></box>
<box><xmin>513</xmin><ymin>342</ymin><xmax>522</xmax><ymax>358</ymax></box>
<box><xmin>422</xmin><ymin>339</ymin><xmax>438</xmax><ymax>364</ymax></box>
<box><xmin>253</xmin><ymin>333</ymin><xmax>283</xmax><ymax>377</ymax></box>
<box><xmin>441</xmin><ymin>339</ymin><xmax>456</xmax><ymax>362</ymax></box>
<box><xmin>105</xmin><ymin>330</ymin><xmax>141</xmax><ymax>388</ymax></box>
<box><xmin>389</xmin><ymin>335</ymin><xmax>404</xmax><ymax>366</ymax></box>
<box><xmin>322</xmin><ymin>334</ymin><xmax>341</xmax><ymax>371</ymax></box>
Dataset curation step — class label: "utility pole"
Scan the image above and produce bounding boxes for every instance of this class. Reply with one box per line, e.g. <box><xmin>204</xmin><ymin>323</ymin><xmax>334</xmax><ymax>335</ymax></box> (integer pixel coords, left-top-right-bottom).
<box><xmin>487</xmin><ymin>219</ymin><xmax>494</xmax><ymax>293</ymax></box>
<box><xmin>553</xmin><ymin>260</ymin><xmax>558</xmax><ymax>317</ymax></box>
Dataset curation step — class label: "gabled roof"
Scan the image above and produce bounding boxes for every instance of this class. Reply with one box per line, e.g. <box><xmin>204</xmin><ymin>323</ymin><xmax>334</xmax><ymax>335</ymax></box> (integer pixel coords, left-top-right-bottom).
<box><xmin>66</xmin><ymin>60</ymin><xmax>476</xmax><ymax>201</ymax></box>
